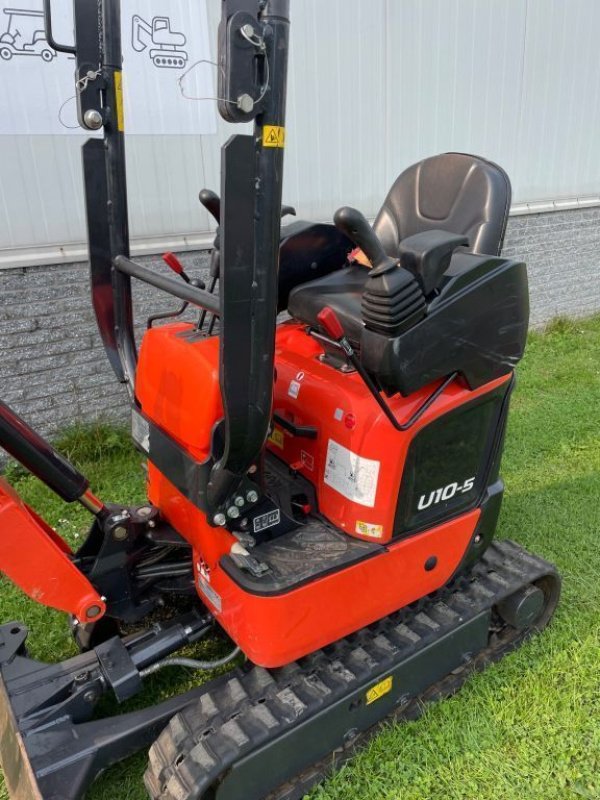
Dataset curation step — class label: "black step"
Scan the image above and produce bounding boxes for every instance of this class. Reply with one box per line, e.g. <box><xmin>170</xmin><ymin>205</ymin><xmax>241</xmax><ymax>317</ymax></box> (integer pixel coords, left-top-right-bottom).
<box><xmin>220</xmin><ymin>520</ymin><xmax>381</xmax><ymax>595</ymax></box>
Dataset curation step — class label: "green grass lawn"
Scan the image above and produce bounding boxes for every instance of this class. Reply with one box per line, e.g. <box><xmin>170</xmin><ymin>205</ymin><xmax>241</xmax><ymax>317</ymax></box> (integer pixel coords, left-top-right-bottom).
<box><xmin>1</xmin><ymin>316</ymin><xmax>600</xmax><ymax>800</ymax></box>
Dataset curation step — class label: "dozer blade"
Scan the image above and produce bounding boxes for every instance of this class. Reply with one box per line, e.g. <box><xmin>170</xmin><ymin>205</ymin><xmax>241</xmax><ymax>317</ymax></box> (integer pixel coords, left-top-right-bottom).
<box><xmin>0</xmin><ymin>613</ymin><xmax>214</xmax><ymax>800</ymax></box>
<box><xmin>0</xmin><ymin>671</ymin><xmax>42</xmax><ymax>800</ymax></box>
<box><xmin>146</xmin><ymin>540</ymin><xmax>560</xmax><ymax>800</ymax></box>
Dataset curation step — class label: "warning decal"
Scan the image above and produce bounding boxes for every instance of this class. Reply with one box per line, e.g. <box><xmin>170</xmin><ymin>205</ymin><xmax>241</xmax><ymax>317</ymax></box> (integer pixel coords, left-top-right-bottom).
<box><xmin>269</xmin><ymin>427</ymin><xmax>284</xmax><ymax>449</ymax></box>
<box><xmin>355</xmin><ymin>520</ymin><xmax>384</xmax><ymax>539</ymax></box>
<box><xmin>366</xmin><ymin>676</ymin><xmax>393</xmax><ymax>705</ymax></box>
<box><xmin>324</xmin><ymin>439</ymin><xmax>380</xmax><ymax>508</ymax></box>
<box><xmin>114</xmin><ymin>71</ymin><xmax>125</xmax><ymax>132</ymax></box>
<box><xmin>263</xmin><ymin>125</ymin><xmax>286</xmax><ymax>148</ymax></box>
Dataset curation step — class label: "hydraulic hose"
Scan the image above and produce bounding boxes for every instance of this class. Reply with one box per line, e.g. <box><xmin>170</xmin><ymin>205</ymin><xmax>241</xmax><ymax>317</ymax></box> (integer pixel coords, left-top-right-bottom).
<box><xmin>139</xmin><ymin>646</ymin><xmax>242</xmax><ymax>678</ymax></box>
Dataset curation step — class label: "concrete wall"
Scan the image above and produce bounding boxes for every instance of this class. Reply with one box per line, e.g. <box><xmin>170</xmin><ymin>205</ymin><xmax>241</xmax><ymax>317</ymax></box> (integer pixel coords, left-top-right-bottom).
<box><xmin>504</xmin><ymin>207</ymin><xmax>600</xmax><ymax>326</ymax></box>
<box><xmin>1</xmin><ymin>206</ymin><xmax>599</xmax><ymax>440</ymax></box>
<box><xmin>0</xmin><ymin>250</ymin><xmax>210</xmax><ymax>439</ymax></box>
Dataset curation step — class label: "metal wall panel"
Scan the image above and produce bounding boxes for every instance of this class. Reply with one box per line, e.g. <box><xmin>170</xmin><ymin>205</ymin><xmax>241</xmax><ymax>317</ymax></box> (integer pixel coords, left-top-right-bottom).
<box><xmin>0</xmin><ymin>0</ymin><xmax>599</xmax><ymax>261</ymax></box>
<box><xmin>515</xmin><ymin>0</ymin><xmax>600</xmax><ymax>200</ymax></box>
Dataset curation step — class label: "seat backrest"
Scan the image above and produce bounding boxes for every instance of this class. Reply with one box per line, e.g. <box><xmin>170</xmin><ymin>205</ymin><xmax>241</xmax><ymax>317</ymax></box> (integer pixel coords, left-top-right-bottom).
<box><xmin>373</xmin><ymin>153</ymin><xmax>511</xmax><ymax>257</ymax></box>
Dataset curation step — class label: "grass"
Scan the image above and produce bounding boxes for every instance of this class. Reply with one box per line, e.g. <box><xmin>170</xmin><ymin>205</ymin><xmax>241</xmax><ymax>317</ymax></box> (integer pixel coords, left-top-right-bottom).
<box><xmin>1</xmin><ymin>316</ymin><xmax>600</xmax><ymax>800</ymax></box>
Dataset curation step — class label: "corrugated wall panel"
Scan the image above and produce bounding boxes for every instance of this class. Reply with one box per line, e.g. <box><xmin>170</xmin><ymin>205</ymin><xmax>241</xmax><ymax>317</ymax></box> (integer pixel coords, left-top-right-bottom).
<box><xmin>515</xmin><ymin>0</ymin><xmax>600</xmax><ymax>200</ymax></box>
<box><xmin>383</xmin><ymin>0</ymin><xmax>527</xmax><ymax>188</ymax></box>
<box><xmin>0</xmin><ymin>0</ymin><xmax>599</xmax><ymax>259</ymax></box>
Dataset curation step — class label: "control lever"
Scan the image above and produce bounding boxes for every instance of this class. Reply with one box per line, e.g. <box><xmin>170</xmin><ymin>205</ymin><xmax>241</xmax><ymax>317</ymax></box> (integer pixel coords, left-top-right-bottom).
<box><xmin>197</xmin><ymin>190</ymin><xmax>294</xmax><ymax>333</ymax></box>
<box><xmin>197</xmin><ymin>192</ymin><xmax>221</xmax><ymax>332</ymax></box>
<box><xmin>333</xmin><ymin>206</ymin><xmax>398</xmax><ymax>276</ymax></box>
<box><xmin>199</xmin><ymin>189</ymin><xmax>221</xmax><ymax>225</ymax></box>
<box><xmin>162</xmin><ymin>253</ymin><xmax>205</xmax><ymax>293</ymax></box>
<box><xmin>200</xmin><ymin>189</ymin><xmax>296</xmax><ymax>226</ymax></box>
<box><xmin>162</xmin><ymin>252</ymin><xmax>192</xmax><ymax>284</ymax></box>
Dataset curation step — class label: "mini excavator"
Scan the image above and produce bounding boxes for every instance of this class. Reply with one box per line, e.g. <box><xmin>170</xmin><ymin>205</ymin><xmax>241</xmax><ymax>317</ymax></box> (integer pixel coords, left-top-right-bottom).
<box><xmin>0</xmin><ymin>1</ymin><xmax>560</xmax><ymax>798</ymax></box>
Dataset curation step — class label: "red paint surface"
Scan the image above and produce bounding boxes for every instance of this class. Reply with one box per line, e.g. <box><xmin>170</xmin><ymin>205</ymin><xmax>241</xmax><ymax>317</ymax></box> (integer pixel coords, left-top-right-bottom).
<box><xmin>206</xmin><ymin>509</ymin><xmax>480</xmax><ymax>666</ymax></box>
<box><xmin>0</xmin><ymin>477</ymin><xmax>105</xmax><ymax>622</ymax></box>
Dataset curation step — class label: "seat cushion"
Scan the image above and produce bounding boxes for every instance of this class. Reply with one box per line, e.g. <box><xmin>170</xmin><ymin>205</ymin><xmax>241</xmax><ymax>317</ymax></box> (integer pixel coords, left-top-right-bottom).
<box><xmin>287</xmin><ymin>264</ymin><xmax>369</xmax><ymax>344</ymax></box>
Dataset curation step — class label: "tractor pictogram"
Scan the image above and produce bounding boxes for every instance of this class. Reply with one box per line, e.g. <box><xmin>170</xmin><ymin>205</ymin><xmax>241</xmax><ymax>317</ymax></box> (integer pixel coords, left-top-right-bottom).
<box><xmin>0</xmin><ymin>7</ymin><xmax>56</xmax><ymax>62</ymax></box>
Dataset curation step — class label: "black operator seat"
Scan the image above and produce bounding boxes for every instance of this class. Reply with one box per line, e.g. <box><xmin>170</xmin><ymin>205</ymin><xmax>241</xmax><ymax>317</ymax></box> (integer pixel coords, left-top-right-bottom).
<box><xmin>288</xmin><ymin>153</ymin><xmax>512</xmax><ymax>347</ymax></box>
<box><xmin>373</xmin><ymin>151</ymin><xmax>511</xmax><ymax>258</ymax></box>
<box><xmin>288</xmin><ymin>153</ymin><xmax>528</xmax><ymax>396</ymax></box>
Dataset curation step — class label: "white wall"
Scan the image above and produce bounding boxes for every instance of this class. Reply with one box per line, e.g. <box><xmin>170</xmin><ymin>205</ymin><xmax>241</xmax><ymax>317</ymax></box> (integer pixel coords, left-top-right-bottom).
<box><xmin>1</xmin><ymin>0</ymin><xmax>600</xmax><ymax>265</ymax></box>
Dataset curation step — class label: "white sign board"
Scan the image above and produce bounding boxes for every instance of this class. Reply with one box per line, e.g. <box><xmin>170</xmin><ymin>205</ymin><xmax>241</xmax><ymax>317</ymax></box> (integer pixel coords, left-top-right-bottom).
<box><xmin>0</xmin><ymin>0</ymin><xmax>217</xmax><ymax>134</ymax></box>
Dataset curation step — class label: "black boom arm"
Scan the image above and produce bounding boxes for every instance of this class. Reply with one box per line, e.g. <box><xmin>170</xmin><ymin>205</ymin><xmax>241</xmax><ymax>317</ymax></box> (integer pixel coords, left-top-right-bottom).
<box><xmin>206</xmin><ymin>0</ymin><xmax>290</xmax><ymax>514</ymax></box>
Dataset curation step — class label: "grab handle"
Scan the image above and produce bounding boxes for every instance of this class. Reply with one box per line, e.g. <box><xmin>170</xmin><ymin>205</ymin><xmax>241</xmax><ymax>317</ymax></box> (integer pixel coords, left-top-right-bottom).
<box><xmin>43</xmin><ymin>0</ymin><xmax>77</xmax><ymax>54</ymax></box>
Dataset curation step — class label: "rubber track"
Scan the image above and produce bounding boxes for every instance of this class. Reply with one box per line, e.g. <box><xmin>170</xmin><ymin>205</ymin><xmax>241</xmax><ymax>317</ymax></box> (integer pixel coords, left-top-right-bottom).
<box><xmin>145</xmin><ymin>540</ymin><xmax>560</xmax><ymax>800</ymax></box>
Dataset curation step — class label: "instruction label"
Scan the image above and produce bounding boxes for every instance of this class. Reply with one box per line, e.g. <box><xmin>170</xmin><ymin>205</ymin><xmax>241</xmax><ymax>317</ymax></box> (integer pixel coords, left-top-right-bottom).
<box><xmin>131</xmin><ymin>409</ymin><xmax>150</xmax><ymax>453</ymax></box>
<box><xmin>324</xmin><ymin>439</ymin><xmax>380</xmax><ymax>508</ymax></box>
<box><xmin>253</xmin><ymin>509</ymin><xmax>280</xmax><ymax>533</ymax></box>
<box><xmin>198</xmin><ymin>575</ymin><xmax>222</xmax><ymax>612</ymax></box>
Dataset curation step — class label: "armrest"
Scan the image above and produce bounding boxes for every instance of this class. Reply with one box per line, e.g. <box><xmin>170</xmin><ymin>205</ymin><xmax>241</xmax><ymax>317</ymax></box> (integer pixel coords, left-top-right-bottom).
<box><xmin>399</xmin><ymin>230</ymin><xmax>469</xmax><ymax>296</ymax></box>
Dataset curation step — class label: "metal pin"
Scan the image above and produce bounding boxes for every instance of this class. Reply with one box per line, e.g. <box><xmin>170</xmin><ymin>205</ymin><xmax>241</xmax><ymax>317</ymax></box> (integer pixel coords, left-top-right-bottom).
<box><xmin>83</xmin><ymin>109</ymin><xmax>103</xmax><ymax>130</ymax></box>
<box><xmin>237</xmin><ymin>93</ymin><xmax>254</xmax><ymax>113</ymax></box>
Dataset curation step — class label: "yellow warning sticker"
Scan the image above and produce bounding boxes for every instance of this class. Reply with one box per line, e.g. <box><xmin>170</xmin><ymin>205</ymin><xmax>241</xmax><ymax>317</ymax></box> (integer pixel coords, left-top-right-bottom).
<box><xmin>269</xmin><ymin>427</ymin><xmax>285</xmax><ymax>449</ymax></box>
<box><xmin>263</xmin><ymin>125</ymin><xmax>286</xmax><ymax>148</ymax></box>
<box><xmin>366</xmin><ymin>676</ymin><xmax>393</xmax><ymax>705</ymax></box>
<box><xmin>355</xmin><ymin>520</ymin><xmax>384</xmax><ymax>539</ymax></box>
<box><xmin>114</xmin><ymin>71</ymin><xmax>125</xmax><ymax>132</ymax></box>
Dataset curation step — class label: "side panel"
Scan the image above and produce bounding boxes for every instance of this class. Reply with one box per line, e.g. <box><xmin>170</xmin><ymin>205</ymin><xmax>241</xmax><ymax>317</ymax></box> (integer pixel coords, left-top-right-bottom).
<box><xmin>135</xmin><ymin>323</ymin><xmax>223</xmax><ymax>462</ymax></box>
<box><xmin>394</xmin><ymin>381</ymin><xmax>512</xmax><ymax>535</ymax></box>
<box><xmin>203</xmin><ymin>509</ymin><xmax>480</xmax><ymax>667</ymax></box>
<box><xmin>270</xmin><ymin>323</ymin><xmax>512</xmax><ymax>544</ymax></box>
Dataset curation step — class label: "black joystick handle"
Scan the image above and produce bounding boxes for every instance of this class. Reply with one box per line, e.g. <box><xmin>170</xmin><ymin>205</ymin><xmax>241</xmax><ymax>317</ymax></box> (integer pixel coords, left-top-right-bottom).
<box><xmin>333</xmin><ymin>206</ymin><xmax>398</xmax><ymax>276</ymax></box>
<box><xmin>200</xmin><ymin>190</ymin><xmax>297</xmax><ymax>227</ymax></box>
<box><xmin>199</xmin><ymin>189</ymin><xmax>221</xmax><ymax>225</ymax></box>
